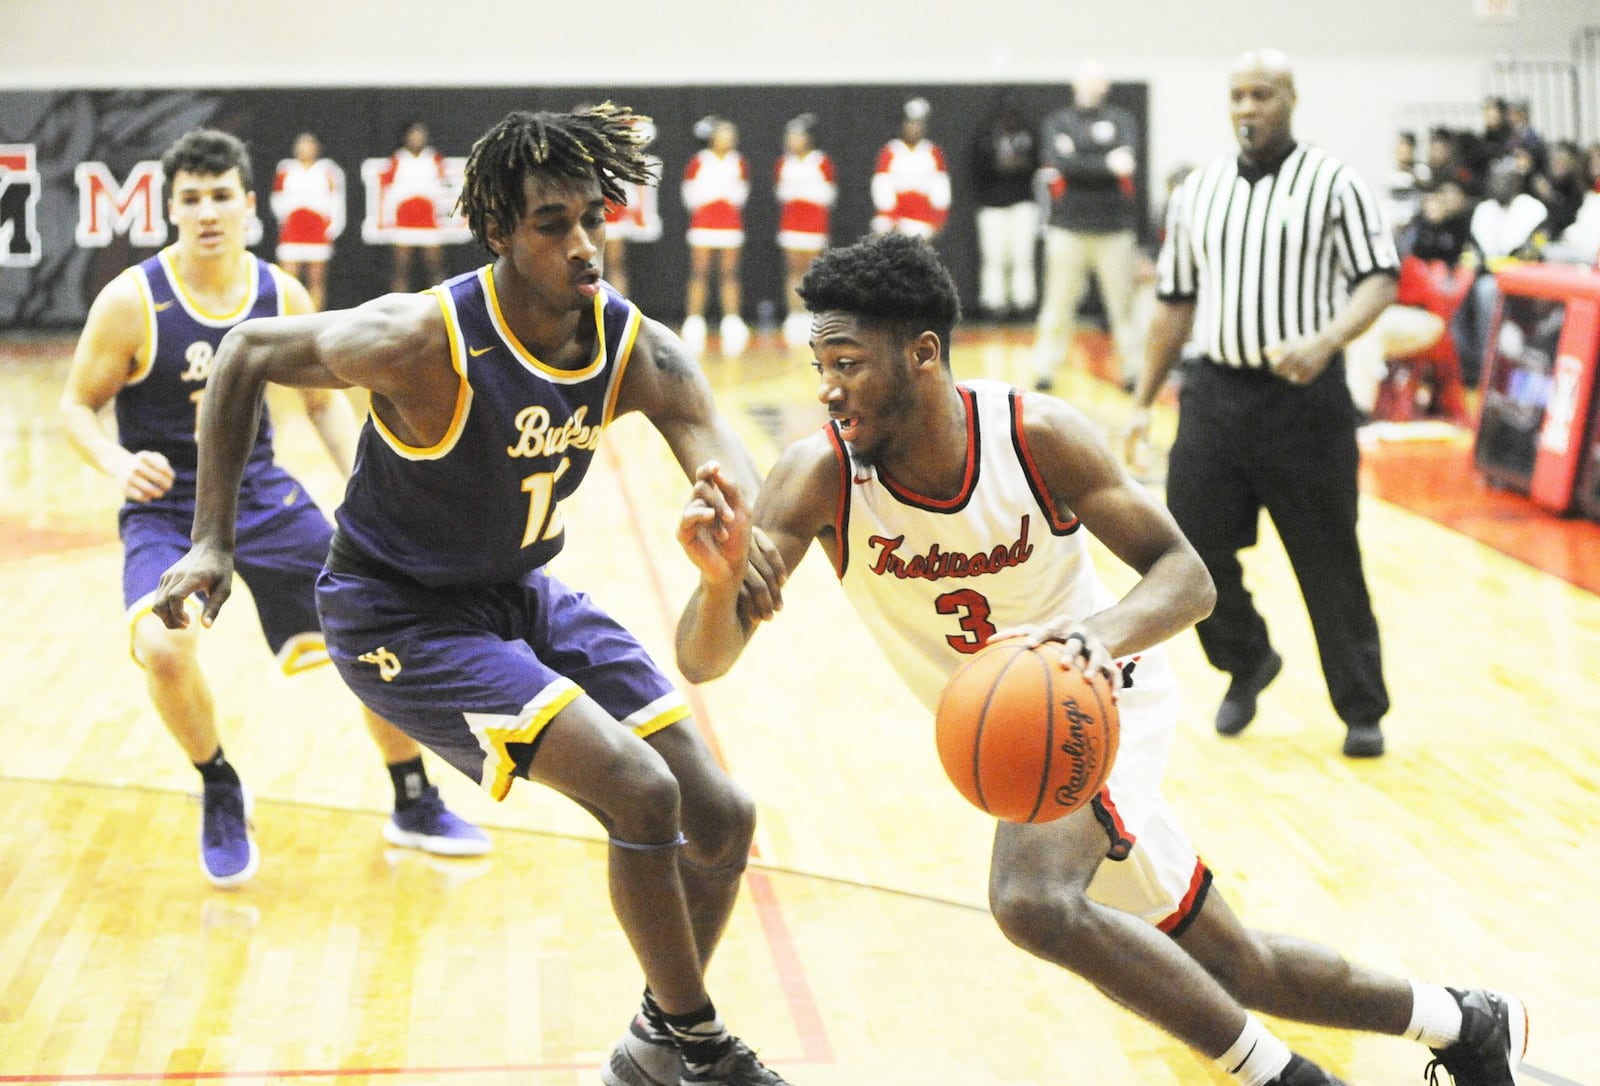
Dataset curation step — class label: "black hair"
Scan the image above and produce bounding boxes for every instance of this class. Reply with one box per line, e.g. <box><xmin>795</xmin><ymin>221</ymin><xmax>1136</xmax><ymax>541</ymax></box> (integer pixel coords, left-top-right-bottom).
<box><xmin>161</xmin><ymin>128</ymin><xmax>252</xmax><ymax>204</ymax></box>
<box><xmin>798</xmin><ymin>233</ymin><xmax>961</xmax><ymax>359</ymax></box>
<box><xmin>457</xmin><ymin>102</ymin><xmax>658</xmax><ymax>253</ymax></box>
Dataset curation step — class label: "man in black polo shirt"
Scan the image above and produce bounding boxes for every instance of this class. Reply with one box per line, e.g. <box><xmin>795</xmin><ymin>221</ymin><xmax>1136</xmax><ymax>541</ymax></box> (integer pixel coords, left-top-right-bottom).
<box><xmin>1126</xmin><ymin>49</ymin><xmax>1397</xmax><ymax>759</ymax></box>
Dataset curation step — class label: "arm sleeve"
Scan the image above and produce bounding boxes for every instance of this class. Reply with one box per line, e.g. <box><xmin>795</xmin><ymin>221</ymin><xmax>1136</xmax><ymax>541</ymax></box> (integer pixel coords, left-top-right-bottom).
<box><xmin>1333</xmin><ymin>166</ymin><xmax>1400</xmax><ymax>280</ymax></box>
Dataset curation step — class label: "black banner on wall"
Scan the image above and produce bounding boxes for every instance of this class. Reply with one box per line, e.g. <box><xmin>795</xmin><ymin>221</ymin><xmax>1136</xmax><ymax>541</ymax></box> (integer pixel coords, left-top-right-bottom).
<box><xmin>0</xmin><ymin>83</ymin><xmax>1148</xmax><ymax>331</ymax></box>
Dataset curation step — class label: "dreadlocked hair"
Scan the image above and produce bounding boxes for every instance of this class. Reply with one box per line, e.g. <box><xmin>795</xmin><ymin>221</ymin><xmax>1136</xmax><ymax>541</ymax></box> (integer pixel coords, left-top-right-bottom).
<box><xmin>798</xmin><ymin>233</ymin><xmax>962</xmax><ymax>359</ymax></box>
<box><xmin>458</xmin><ymin>102</ymin><xmax>657</xmax><ymax>252</ymax></box>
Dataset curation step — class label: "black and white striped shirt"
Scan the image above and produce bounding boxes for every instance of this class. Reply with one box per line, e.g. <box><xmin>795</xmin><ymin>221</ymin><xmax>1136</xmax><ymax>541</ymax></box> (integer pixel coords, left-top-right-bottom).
<box><xmin>1156</xmin><ymin>144</ymin><xmax>1398</xmax><ymax>369</ymax></box>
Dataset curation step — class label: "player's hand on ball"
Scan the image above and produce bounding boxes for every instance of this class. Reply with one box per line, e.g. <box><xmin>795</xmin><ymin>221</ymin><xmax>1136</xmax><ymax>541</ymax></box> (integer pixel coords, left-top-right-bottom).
<box><xmin>991</xmin><ymin>619</ymin><xmax>1116</xmax><ymax>686</ymax></box>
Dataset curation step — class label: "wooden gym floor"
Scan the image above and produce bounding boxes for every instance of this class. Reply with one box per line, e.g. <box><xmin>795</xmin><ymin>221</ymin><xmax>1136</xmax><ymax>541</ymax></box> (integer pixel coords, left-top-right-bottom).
<box><xmin>0</xmin><ymin>326</ymin><xmax>1595</xmax><ymax>1085</ymax></box>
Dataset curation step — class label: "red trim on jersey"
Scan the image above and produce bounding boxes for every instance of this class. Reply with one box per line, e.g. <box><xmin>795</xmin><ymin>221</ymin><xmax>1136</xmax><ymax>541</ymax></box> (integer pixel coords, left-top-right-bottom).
<box><xmin>1157</xmin><ymin>860</ymin><xmax>1212</xmax><ymax>935</ymax></box>
<box><xmin>879</xmin><ymin>385</ymin><xmax>979</xmax><ymax>510</ymax></box>
<box><xmin>824</xmin><ymin>423</ymin><xmax>853</xmax><ymax>579</ymax></box>
<box><xmin>1091</xmin><ymin>788</ymin><xmax>1136</xmax><ymax>860</ymax></box>
<box><xmin>1010</xmin><ymin>390</ymin><xmax>1081</xmax><ymax>533</ymax></box>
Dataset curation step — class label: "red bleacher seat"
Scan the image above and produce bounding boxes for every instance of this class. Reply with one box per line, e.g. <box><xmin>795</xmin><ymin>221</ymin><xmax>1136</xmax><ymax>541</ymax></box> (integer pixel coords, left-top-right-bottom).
<box><xmin>1372</xmin><ymin>255</ymin><xmax>1475</xmax><ymax>426</ymax></box>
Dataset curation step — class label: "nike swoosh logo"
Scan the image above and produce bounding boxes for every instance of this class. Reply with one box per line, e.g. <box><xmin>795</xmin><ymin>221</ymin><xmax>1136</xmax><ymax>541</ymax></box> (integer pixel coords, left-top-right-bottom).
<box><xmin>153</xmin><ymin>300</ymin><xmax>174</xmax><ymax>312</ymax></box>
<box><xmin>468</xmin><ymin>344</ymin><xmax>495</xmax><ymax>357</ymax></box>
<box><xmin>283</xmin><ymin>485</ymin><xmax>300</xmax><ymax>506</ymax></box>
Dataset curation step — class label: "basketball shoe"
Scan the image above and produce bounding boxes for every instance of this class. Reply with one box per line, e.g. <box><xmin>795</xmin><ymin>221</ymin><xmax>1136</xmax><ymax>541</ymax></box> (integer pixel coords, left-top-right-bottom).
<box><xmin>602</xmin><ymin>1014</ymin><xmax>683</xmax><ymax>1086</ymax></box>
<box><xmin>383</xmin><ymin>785</ymin><xmax>490</xmax><ymax>856</ymax></box>
<box><xmin>1423</xmin><ymin>988</ymin><xmax>1527</xmax><ymax>1085</ymax></box>
<box><xmin>681</xmin><ymin>1037</ymin><xmax>789</xmax><ymax>1085</ymax></box>
<box><xmin>1266</xmin><ymin>1054</ymin><xmax>1348</xmax><ymax>1085</ymax></box>
<box><xmin>199</xmin><ymin>780</ymin><xmax>258</xmax><ymax>888</ymax></box>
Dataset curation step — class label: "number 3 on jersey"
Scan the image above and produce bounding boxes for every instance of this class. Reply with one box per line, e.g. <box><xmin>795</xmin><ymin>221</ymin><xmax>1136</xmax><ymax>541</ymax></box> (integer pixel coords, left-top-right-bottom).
<box><xmin>935</xmin><ymin>588</ymin><xmax>996</xmax><ymax>653</ymax></box>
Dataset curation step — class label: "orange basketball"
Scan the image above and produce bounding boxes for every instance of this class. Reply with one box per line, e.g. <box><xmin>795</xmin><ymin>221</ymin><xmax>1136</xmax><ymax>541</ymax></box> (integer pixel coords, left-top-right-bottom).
<box><xmin>934</xmin><ymin>640</ymin><xmax>1120</xmax><ymax>824</ymax></box>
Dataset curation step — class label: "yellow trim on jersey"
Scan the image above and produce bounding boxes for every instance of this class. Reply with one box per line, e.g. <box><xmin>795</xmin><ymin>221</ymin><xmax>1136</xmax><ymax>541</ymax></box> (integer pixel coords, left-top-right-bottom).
<box><xmin>602</xmin><ymin>302</ymin><xmax>643</xmax><ymax>427</ymax></box>
<box><xmin>481</xmin><ymin>681</ymin><xmax>583</xmax><ymax>802</ymax></box>
<box><xmin>276</xmin><ymin>632</ymin><xmax>331</xmax><ymax>675</ymax></box>
<box><xmin>263</xmin><ymin>263</ymin><xmax>293</xmax><ymax>316</ymax></box>
<box><xmin>625</xmin><ymin>692</ymin><xmax>691</xmax><ymax>740</ymax></box>
<box><xmin>158</xmin><ymin>247</ymin><xmax>258</xmax><ymax>325</ymax></box>
<box><xmin>366</xmin><ymin>286</ymin><xmax>474</xmax><ymax>460</ymax></box>
<box><xmin>483</xmin><ymin>265</ymin><xmax>607</xmax><ymax>382</ymax></box>
<box><xmin>127</xmin><ymin>267</ymin><xmax>158</xmax><ymax>385</ymax></box>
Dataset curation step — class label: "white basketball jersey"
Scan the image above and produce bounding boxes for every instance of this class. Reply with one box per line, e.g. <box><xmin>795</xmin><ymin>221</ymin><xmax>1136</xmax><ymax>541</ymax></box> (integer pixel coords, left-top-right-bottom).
<box><xmin>832</xmin><ymin>379</ymin><xmax>1174</xmax><ymax>714</ymax></box>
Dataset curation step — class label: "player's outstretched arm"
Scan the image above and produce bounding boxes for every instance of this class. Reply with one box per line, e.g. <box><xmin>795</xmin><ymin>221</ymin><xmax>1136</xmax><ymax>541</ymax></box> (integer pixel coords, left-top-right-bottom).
<box><xmin>152</xmin><ymin>293</ymin><xmax>438</xmax><ymax>630</ymax></box>
<box><xmin>1018</xmin><ymin>394</ymin><xmax>1216</xmax><ymax>659</ymax></box>
<box><xmin>149</xmin><ymin>308</ymin><xmax>344</xmax><ymax>630</ymax></box>
<box><xmin>676</xmin><ymin>434</ymin><xmax>835</xmax><ymax>684</ymax></box>
<box><xmin>618</xmin><ymin>316</ymin><xmax>788</xmax><ymax>620</ymax></box>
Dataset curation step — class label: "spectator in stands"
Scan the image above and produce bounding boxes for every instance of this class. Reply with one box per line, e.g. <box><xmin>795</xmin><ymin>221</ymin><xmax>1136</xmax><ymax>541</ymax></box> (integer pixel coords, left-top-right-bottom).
<box><xmin>1531</xmin><ymin>140</ymin><xmax>1587</xmax><ymax>240</ymax></box>
<box><xmin>970</xmin><ymin>90</ymin><xmax>1041</xmax><ymax>321</ymax></box>
<box><xmin>1458</xmin><ymin>158</ymin><xmax>1549</xmax><ymax>384</ymax></box>
<box><xmin>1478</xmin><ymin>97</ymin><xmax>1513</xmax><ymax>164</ymax></box>
<box><xmin>1426</xmin><ymin>127</ymin><xmax>1478</xmax><ymax>197</ymax></box>
<box><xmin>1505</xmin><ymin>98</ymin><xmax>1547</xmax><ymax>171</ymax></box>
<box><xmin>1383</xmin><ymin>131</ymin><xmax>1427</xmax><ymax>234</ymax></box>
<box><xmin>1402</xmin><ymin>179</ymin><xmax>1476</xmax><ymax>266</ymax></box>
<box><xmin>1471</xmin><ymin>157</ymin><xmax>1549</xmax><ymax>266</ymax></box>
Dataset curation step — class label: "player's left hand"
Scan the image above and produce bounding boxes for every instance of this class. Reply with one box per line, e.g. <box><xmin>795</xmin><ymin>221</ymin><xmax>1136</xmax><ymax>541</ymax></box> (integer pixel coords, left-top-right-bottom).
<box><xmin>1265</xmin><ymin>335</ymin><xmax>1336</xmax><ymax>386</ymax></box>
<box><xmin>989</xmin><ymin>619</ymin><xmax>1117</xmax><ymax>686</ymax></box>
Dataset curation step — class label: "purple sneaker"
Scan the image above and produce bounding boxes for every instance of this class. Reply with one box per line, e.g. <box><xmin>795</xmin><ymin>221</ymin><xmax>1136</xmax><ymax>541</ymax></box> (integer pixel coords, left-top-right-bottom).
<box><xmin>199</xmin><ymin>781</ymin><xmax>258</xmax><ymax>888</ymax></box>
<box><xmin>382</xmin><ymin>784</ymin><xmax>490</xmax><ymax>856</ymax></box>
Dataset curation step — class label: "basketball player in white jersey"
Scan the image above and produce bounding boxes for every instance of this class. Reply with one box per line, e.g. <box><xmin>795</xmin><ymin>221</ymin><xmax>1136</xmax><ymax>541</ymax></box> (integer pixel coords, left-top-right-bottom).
<box><xmin>672</xmin><ymin>233</ymin><xmax>1528</xmax><ymax>1086</ymax></box>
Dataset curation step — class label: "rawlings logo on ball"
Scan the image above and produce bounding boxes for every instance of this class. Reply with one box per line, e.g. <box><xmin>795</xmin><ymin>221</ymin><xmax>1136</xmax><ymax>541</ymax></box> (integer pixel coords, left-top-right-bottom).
<box><xmin>935</xmin><ymin>641</ymin><xmax>1121</xmax><ymax>824</ymax></box>
<box><xmin>1054</xmin><ymin>697</ymin><xmax>1100</xmax><ymax>811</ymax></box>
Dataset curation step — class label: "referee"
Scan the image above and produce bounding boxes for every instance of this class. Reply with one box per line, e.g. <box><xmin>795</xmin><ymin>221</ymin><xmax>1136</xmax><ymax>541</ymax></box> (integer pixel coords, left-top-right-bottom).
<box><xmin>1126</xmin><ymin>49</ymin><xmax>1398</xmax><ymax>758</ymax></box>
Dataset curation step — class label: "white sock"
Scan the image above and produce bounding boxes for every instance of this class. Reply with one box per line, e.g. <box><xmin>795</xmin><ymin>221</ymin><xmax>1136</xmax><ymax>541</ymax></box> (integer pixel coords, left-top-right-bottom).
<box><xmin>1405</xmin><ymin>981</ymin><xmax>1464</xmax><ymax>1048</ymax></box>
<box><xmin>1215</xmin><ymin>1013</ymin><xmax>1292</xmax><ymax>1086</ymax></box>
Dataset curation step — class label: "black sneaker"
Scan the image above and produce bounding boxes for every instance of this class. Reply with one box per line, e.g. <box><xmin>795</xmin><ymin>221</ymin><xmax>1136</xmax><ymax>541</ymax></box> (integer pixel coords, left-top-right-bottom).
<box><xmin>1267</xmin><ymin>1053</ymin><xmax>1348</xmax><ymax>1085</ymax></box>
<box><xmin>680</xmin><ymin>1038</ymin><xmax>789</xmax><ymax>1086</ymax></box>
<box><xmin>1424</xmin><ymin>988</ymin><xmax>1527</xmax><ymax>1085</ymax></box>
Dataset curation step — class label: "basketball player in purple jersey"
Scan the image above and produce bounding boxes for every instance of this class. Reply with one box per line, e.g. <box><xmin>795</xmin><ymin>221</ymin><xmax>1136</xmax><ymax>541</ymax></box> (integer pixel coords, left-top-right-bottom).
<box><xmin>674</xmin><ymin>233</ymin><xmax>1527</xmax><ymax>1086</ymax></box>
<box><xmin>60</xmin><ymin>129</ymin><xmax>487</xmax><ymax>890</ymax></box>
<box><xmin>151</xmin><ymin>107</ymin><xmax>791</xmax><ymax>1086</ymax></box>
